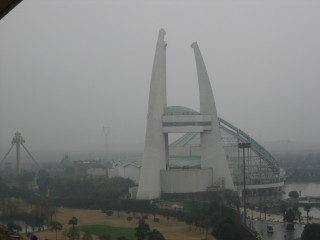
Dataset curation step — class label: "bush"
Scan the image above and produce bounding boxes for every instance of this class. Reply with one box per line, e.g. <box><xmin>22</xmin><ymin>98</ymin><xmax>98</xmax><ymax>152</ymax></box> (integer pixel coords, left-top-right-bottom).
<box><xmin>301</xmin><ymin>223</ymin><xmax>320</xmax><ymax>240</ymax></box>
<box><xmin>106</xmin><ymin>210</ymin><xmax>113</xmax><ymax>216</ymax></box>
<box><xmin>117</xmin><ymin>237</ymin><xmax>129</xmax><ymax>240</ymax></box>
<box><xmin>288</xmin><ymin>191</ymin><xmax>299</xmax><ymax>199</ymax></box>
<box><xmin>153</xmin><ymin>218</ymin><xmax>159</xmax><ymax>222</ymax></box>
<box><xmin>176</xmin><ymin>212</ymin><xmax>185</xmax><ymax>222</ymax></box>
<box><xmin>142</xmin><ymin>216</ymin><xmax>148</xmax><ymax>220</ymax></box>
<box><xmin>212</xmin><ymin>217</ymin><xmax>237</xmax><ymax>240</ymax></box>
<box><xmin>127</xmin><ymin>217</ymin><xmax>133</xmax><ymax>221</ymax></box>
<box><xmin>99</xmin><ymin>234</ymin><xmax>112</xmax><ymax>240</ymax></box>
<box><xmin>148</xmin><ymin>229</ymin><xmax>165</xmax><ymax>240</ymax></box>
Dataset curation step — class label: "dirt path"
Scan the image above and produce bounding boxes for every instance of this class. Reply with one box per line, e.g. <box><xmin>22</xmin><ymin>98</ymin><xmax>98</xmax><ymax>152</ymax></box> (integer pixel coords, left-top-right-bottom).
<box><xmin>31</xmin><ymin>207</ymin><xmax>216</xmax><ymax>240</ymax></box>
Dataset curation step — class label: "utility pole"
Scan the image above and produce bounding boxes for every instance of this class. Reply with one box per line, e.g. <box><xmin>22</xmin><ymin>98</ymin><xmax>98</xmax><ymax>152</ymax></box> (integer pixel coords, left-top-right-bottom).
<box><xmin>103</xmin><ymin>126</ymin><xmax>110</xmax><ymax>161</ymax></box>
<box><xmin>239</xmin><ymin>142</ymin><xmax>251</xmax><ymax>226</ymax></box>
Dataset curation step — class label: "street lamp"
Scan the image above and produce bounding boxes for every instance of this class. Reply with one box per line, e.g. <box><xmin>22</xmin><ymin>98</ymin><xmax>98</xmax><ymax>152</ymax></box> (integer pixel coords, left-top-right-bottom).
<box><xmin>239</xmin><ymin>142</ymin><xmax>251</xmax><ymax>226</ymax></box>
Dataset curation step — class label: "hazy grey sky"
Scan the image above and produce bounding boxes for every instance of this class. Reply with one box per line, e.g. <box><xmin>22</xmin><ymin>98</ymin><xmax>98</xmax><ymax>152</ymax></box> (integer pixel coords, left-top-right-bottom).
<box><xmin>1</xmin><ymin>0</ymin><xmax>320</xmax><ymax>160</ymax></box>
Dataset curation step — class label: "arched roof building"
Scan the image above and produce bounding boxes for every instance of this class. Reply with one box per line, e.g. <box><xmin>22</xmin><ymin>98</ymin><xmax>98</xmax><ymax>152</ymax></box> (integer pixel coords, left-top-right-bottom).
<box><xmin>165</xmin><ymin>106</ymin><xmax>286</xmax><ymax>191</ymax></box>
<box><xmin>112</xmin><ymin>105</ymin><xmax>285</xmax><ymax>193</ymax></box>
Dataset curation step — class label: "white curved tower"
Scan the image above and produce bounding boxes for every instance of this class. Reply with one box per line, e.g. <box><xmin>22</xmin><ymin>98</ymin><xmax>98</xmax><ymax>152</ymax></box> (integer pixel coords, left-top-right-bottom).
<box><xmin>191</xmin><ymin>42</ymin><xmax>234</xmax><ymax>189</ymax></box>
<box><xmin>137</xmin><ymin>30</ymin><xmax>234</xmax><ymax>199</ymax></box>
<box><xmin>137</xmin><ymin>29</ymin><xmax>168</xmax><ymax>199</ymax></box>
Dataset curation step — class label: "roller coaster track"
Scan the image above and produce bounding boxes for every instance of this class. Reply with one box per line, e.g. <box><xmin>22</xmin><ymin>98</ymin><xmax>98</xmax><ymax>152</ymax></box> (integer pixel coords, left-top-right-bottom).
<box><xmin>219</xmin><ymin>118</ymin><xmax>280</xmax><ymax>172</ymax></box>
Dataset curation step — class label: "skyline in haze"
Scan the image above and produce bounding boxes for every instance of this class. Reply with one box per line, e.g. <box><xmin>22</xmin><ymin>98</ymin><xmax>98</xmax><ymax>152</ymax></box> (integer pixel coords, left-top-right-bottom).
<box><xmin>1</xmin><ymin>0</ymin><xmax>320</xmax><ymax>160</ymax></box>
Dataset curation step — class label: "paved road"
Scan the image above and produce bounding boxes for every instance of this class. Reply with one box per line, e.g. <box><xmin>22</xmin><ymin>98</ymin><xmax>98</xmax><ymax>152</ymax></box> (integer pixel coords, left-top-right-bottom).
<box><xmin>249</xmin><ymin>219</ymin><xmax>305</xmax><ymax>240</ymax></box>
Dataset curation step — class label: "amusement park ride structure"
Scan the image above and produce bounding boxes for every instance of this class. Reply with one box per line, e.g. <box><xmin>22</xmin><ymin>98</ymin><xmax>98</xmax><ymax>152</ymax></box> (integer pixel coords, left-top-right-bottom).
<box><xmin>0</xmin><ymin>132</ymin><xmax>39</xmax><ymax>174</ymax></box>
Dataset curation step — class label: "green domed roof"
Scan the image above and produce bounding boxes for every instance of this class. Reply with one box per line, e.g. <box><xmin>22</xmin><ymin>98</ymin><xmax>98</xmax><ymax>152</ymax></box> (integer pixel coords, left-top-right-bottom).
<box><xmin>164</xmin><ymin>106</ymin><xmax>199</xmax><ymax>115</ymax></box>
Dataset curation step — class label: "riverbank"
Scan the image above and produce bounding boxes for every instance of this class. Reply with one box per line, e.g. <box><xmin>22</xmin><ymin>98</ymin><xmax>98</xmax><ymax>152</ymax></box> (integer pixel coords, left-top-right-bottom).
<box><xmin>27</xmin><ymin>207</ymin><xmax>216</xmax><ymax>240</ymax></box>
<box><xmin>242</xmin><ymin>208</ymin><xmax>320</xmax><ymax>224</ymax></box>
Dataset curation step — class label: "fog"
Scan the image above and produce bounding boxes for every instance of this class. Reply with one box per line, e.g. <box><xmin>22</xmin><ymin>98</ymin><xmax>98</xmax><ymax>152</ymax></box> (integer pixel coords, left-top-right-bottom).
<box><xmin>1</xmin><ymin>0</ymin><xmax>320</xmax><ymax>161</ymax></box>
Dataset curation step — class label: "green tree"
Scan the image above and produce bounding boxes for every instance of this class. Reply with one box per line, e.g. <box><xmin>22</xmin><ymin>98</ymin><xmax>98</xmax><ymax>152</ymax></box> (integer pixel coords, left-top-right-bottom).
<box><xmin>248</xmin><ymin>204</ymin><xmax>254</xmax><ymax>219</ymax></box>
<box><xmin>219</xmin><ymin>222</ymin><xmax>237</xmax><ymax>240</ymax></box>
<box><xmin>18</xmin><ymin>171</ymin><xmax>36</xmax><ymax>183</ymax></box>
<box><xmin>50</xmin><ymin>221</ymin><xmax>63</xmax><ymax>240</ymax></box>
<box><xmin>280</xmin><ymin>204</ymin><xmax>287</xmax><ymax>222</ymax></box>
<box><xmin>106</xmin><ymin>210</ymin><xmax>113</xmax><ymax>216</ymax></box>
<box><xmin>284</xmin><ymin>208</ymin><xmax>295</xmax><ymax>230</ymax></box>
<box><xmin>136</xmin><ymin>219</ymin><xmax>150</xmax><ymax>240</ymax></box>
<box><xmin>284</xmin><ymin>208</ymin><xmax>295</xmax><ymax>222</ymax></box>
<box><xmin>297</xmin><ymin>210</ymin><xmax>302</xmax><ymax>224</ymax></box>
<box><xmin>117</xmin><ymin>237</ymin><xmax>129</xmax><ymax>240</ymax></box>
<box><xmin>212</xmin><ymin>217</ymin><xmax>237</xmax><ymax>240</ymax></box>
<box><xmin>99</xmin><ymin>235</ymin><xmax>111</xmax><ymax>240</ymax></box>
<box><xmin>35</xmin><ymin>197</ymin><xmax>56</xmax><ymax>225</ymax></box>
<box><xmin>36</xmin><ymin>170</ymin><xmax>51</xmax><ymax>194</ymax></box>
<box><xmin>82</xmin><ymin>231</ymin><xmax>93</xmax><ymax>240</ymax></box>
<box><xmin>147</xmin><ymin>229</ymin><xmax>166</xmax><ymax>240</ymax></box>
<box><xmin>200</xmin><ymin>219</ymin><xmax>212</xmax><ymax>237</ymax></box>
<box><xmin>68</xmin><ymin>216</ymin><xmax>78</xmax><ymax>229</ymax></box>
<box><xmin>7</xmin><ymin>221</ymin><xmax>22</xmax><ymax>232</ymax></box>
<box><xmin>288</xmin><ymin>190</ymin><xmax>299</xmax><ymax>199</ymax></box>
<box><xmin>29</xmin><ymin>208</ymin><xmax>45</xmax><ymax>231</ymax></box>
<box><xmin>223</xmin><ymin>190</ymin><xmax>240</xmax><ymax>209</ymax></box>
<box><xmin>185</xmin><ymin>214</ymin><xmax>194</xmax><ymax>231</ymax></box>
<box><xmin>258</xmin><ymin>202</ymin><xmax>263</xmax><ymax>220</ymax></box>
<box><xmin>67</xmin><ymin>229</ymin><xmax>80</xmax><ymax>240</ymax></box>
<box><xmin>263</xmin><ymin>206</ymin><xmax>268</xmax><ymax>221</ymax></box>
<box><xmin>5</xmin><ymin>198</ymin><xmax>22</xmax><ymax>221</ymax></box>
<box><xmin>304</xmin><ymin>205</ymin><xmax>312</xmax><ymax>224</ymax></box>
<box><xmin>301</xmin><ymin>223</ymin><xmax>320</xmax><ymax>240</ymax></box>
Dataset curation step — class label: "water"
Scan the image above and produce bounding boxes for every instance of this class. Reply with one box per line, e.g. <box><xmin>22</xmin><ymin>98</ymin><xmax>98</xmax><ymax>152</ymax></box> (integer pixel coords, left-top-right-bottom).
<box><xmin>282</xmin><ymin>182</ymin><xmax>320</xmax><ymax>218</ymax></box>
<box><xmin>282</xmin><ymin>182</ymin><xmax>320</xmax><ymax>198</ymax></box>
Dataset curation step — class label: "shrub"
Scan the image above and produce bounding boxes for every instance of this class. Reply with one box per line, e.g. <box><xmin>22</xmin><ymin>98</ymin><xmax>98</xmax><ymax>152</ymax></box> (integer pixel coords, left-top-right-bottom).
<box><xmin>288</xmin><ymin>191</ymin><xmax>299</xmax><ymax>199</ymax></box>
<box><xmin>106</xmin><ymin>210</ymin><xmax>113</xmax><ymax>216</ymax></box>
<box><xmin>153</xmin><ymin>218</ymin><xmax>159</xmax><ymax>222</ymax></box>
<box><xmin>99</xmin><ymin>234</ymin><xmax>111</xmax><ymax>240</ymax></box>
<box><xmin>127</xmin><ymin>216</ymin><xmax>133</xmax><ymax>221</ymax></box>
<box><xmin>301</xmin><ymin>223</ymin><xmax>320</xmax><ymax>240</ymax></box>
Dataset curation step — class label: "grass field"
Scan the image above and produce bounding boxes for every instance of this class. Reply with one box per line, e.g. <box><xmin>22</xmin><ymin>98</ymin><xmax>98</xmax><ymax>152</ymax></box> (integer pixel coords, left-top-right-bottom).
<box><xmin>30</xmin><ymin>207</ymin><xmax>216</xmax><ymax>240</ymax></box>
<box><xmin>76</xmin><ymin>225</ymin><xmax>137</xmax><ymax>240</ymax></box>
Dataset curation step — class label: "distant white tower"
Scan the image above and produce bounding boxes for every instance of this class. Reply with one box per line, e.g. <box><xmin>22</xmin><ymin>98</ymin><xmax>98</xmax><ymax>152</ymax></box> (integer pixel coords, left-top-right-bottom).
<box><xmin>137</xmin><ymin>30</ymin><xmax>234</xmax><ymax>200</ymax></box>
<box><xmin>0</xmin><ymin>132</ymin><xmax>39</xmax><ymax>174</ymax></box>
